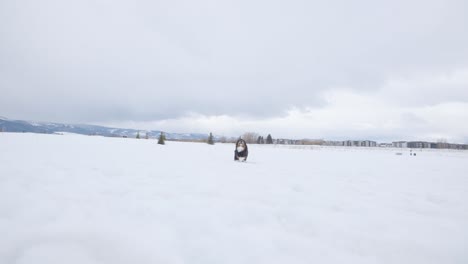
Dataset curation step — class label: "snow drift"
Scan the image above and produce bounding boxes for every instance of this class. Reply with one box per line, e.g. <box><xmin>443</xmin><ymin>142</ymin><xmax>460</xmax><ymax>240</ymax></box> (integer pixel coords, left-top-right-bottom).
<box><xmin>0</xmin><ymin>133</ymin><xmax>467</xmax><ymax>264</ymax></box>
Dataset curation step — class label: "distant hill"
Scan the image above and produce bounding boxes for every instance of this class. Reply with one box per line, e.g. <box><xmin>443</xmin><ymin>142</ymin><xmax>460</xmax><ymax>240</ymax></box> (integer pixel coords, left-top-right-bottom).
<box><xmin>0</xmin><ymin>117</ymin><xmax>209</xmax><ymax>140</ymax></box>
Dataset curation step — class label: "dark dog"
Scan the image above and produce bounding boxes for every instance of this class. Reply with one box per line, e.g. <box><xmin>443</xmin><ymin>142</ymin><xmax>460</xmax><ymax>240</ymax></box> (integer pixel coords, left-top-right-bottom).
<box><xmin>234</xmin><ymin>139</ymin><xmax>248</xmax><ymax>162</ymax></box>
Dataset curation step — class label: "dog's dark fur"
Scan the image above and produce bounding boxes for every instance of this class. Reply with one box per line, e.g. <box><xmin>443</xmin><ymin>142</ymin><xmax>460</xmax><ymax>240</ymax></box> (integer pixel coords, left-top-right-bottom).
<box><xmin>234</xmin><ymin>139</ymin><xmax>248</xmax><ymax>161</ymax></box>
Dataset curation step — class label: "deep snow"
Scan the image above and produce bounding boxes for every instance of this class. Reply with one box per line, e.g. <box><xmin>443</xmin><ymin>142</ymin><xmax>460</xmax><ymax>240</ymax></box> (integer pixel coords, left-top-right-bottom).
<box><xmin>0</xmin><ymin>133</ymin><xmax>467</xmax><ymax>264</ymax></box>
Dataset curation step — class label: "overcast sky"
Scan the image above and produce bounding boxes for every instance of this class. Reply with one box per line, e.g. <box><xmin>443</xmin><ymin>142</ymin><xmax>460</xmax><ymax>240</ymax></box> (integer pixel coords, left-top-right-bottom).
<box><xmin>1</xmin><ymin>0</ymin><xmax>467</xmax><ymax>142</ymax></box>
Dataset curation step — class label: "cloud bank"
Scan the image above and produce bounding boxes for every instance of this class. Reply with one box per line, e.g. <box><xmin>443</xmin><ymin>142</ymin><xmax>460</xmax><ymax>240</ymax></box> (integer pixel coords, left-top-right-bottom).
<box><xmin>1</xmin><ymin>0</ymin><xmax>467</xmax><ymax>141</ymax></box>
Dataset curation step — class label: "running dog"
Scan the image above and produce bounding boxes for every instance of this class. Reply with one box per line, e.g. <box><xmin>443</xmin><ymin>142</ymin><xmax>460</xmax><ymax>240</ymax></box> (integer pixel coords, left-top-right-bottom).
<box><xmin>234</xmin><ymin>139</ymin><xmax>248</xmax><ymax>162</ymax></box>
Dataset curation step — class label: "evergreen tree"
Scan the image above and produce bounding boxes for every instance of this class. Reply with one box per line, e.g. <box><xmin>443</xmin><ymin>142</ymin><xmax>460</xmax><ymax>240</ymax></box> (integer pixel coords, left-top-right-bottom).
<box><xmin>266</xmin><ymin>134</ymin><xmax>273</xmax><ymax>144</ymax></box>
<box><xmin>136</xmin><ymin>132</ymin><xmax>140</xmax><ymax>139</ymax></box>
<box><xmin>257</xmin><ymin>136</ymin><xmax>262</xmax><ymax>144</ymax></box>
<box><xmin>260</xmin><ymin>136</ymin><xmax>265</xmax><ymax>144</ymax></box>
<box><xmin>158</xmin><ymin>132</ymin><xmax>165</xmax><ymax>145</ymax></box>
<box><xmin>145</xmin><ymin>132</ymin><xmax>149</xmax><ymax>139</ymax></box>
<box><xmin>207</xmin><ymin>132</ymin><xmax>215</xmax><ymax>145</ymax></box>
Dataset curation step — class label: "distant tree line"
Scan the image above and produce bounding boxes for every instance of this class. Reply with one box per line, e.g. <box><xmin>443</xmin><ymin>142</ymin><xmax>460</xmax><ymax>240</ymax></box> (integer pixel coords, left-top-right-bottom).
<box><xmin>239</xmin><ymin>132</ymin><xmax>273</xmax><ymax>144</ymax></box>
<box><xmin>130</xmin><ymin>131</ymin><xmax>277</xmax><ymax>145</ymax></box>
<box><xmin>203</xmin><ymin>132</ymin><xmax>275</xmax><ymax>145</ymax></box>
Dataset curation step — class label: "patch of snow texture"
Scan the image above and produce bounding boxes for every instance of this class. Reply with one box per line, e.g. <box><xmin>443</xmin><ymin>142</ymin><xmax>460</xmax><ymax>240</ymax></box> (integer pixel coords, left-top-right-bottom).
<box><xmin>0</xmin><ymin>133</ymin><xmax>467</xmax><ymax>264</ymax></box>
<box><xmin>28</xmin><ymin>122</ymin><xmax>42</xmax><ymax>126</ymax></box>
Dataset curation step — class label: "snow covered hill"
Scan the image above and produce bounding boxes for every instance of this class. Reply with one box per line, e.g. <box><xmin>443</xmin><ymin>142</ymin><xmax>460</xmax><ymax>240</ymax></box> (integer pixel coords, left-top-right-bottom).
<box><xmin>1</xmin><ymin>133</ymin><xmax>467</xmax><ymax>264</ymax></box>
<box><xmin>0</xmin><ymin>117</ymin><xmax>208</xmax><ymax>140</ymax></box>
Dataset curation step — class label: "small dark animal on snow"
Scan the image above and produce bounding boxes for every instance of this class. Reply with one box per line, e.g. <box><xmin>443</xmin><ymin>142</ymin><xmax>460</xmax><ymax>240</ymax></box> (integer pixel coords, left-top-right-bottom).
<box><xmin>234</xmin><ymin>139</ymin><xmax>248</xmax><ymax>162</ymax></box>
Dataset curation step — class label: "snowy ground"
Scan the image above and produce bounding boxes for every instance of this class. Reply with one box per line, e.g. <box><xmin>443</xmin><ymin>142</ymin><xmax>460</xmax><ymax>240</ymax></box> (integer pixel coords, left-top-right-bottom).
<box><xmin>1</xmin><ymin>133</ymin><xmax>467</xmax><ymax>264</ymax></box>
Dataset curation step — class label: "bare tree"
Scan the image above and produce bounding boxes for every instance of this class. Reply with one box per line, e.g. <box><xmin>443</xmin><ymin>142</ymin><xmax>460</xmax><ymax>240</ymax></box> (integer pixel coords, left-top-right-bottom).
<box><xmin>437</xmin><ymin>138</ymin><xmax>447</xmax><ymax>143</ymax></box>
<box><xmin>242</xmin><ymin>132</ymin><xmax>260</xmax><ymax>144</ymax></box>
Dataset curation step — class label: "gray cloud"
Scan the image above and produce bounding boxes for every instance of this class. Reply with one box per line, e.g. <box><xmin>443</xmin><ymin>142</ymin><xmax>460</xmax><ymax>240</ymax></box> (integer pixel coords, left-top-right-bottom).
<box><xmin>1</xmin><ymin>0</ymin><xmax>468</xmax><ymax>140</ymax></box>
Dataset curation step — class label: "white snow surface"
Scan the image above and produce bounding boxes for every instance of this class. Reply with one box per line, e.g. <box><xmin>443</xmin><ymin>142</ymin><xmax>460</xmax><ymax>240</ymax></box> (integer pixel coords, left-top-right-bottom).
<box><xmin>1</xmin><ymin>133</ymin><xmax>467</xmax><ymax>264</ymax></box>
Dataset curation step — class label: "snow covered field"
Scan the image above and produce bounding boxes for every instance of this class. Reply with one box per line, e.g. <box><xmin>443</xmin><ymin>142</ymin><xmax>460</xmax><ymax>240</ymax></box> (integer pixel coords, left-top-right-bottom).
<box><xmin>1</xmin><ymin>133</ymin><xmax>467</xmax><ymax>264</ymax></box>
